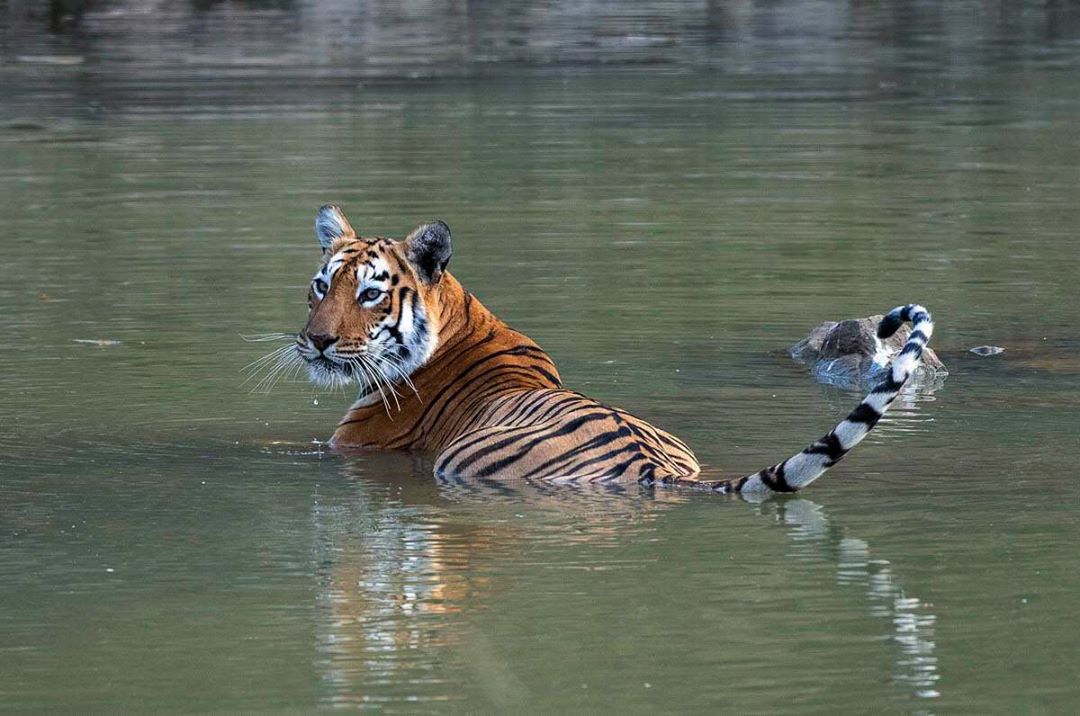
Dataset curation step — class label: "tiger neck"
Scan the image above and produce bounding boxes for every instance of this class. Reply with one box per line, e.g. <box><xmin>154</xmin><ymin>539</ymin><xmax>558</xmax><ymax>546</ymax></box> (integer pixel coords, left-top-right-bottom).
<box><xmin>331</xmin><ymin>273</ymin><xmax>562</xmax><ymax>450</ymax></box>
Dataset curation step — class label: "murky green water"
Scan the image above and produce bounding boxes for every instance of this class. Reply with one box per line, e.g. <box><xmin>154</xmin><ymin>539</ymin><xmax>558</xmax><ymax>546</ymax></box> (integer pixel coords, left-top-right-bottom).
<box><xmin>2</xmin><ymin>1</ymin><xmax>1079</xmax><ymax>711</ymax></box>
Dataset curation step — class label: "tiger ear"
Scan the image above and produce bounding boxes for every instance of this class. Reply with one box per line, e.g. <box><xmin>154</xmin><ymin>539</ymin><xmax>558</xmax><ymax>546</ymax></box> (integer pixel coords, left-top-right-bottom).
<box><xmin>404</xmin><ymin>221</ymin><xmax>452</xmax><ymax>284</ymax></box>
<box><xmin>315</xmin><ymin>204</ymin><xmax>357</xmax><ymax>252</ymax></box>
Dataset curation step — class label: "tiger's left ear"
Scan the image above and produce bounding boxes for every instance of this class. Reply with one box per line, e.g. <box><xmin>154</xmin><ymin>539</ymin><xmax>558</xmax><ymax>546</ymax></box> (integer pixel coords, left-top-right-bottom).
<box><xmin>404</xmin><ymin>221</ymin><xmax>452</xmax><ymax>284</ymax></box>
<box><xmin>315</xmin><ymin>204</ymin><xmax>357</xmax><ymax>253</ymax></box>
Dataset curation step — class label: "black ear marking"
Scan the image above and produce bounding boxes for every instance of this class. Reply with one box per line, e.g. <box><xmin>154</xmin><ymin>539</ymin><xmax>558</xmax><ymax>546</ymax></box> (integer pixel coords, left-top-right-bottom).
<box><xmin>405</xmin><ymin>220</ymin><xmax>452</xmax><ymax>284</ymax></box>
<box><xmin>315</xmin><ymin>204</ymin><xmax>357</xmax><ymax>251</ymax></box>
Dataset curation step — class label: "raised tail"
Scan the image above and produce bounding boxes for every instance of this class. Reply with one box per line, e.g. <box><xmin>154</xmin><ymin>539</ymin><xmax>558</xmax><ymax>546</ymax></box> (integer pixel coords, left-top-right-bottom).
<box><xmin>720</xmin><ymin>304</ymin><xmax>934</xmax><ymax>496</ymax></box>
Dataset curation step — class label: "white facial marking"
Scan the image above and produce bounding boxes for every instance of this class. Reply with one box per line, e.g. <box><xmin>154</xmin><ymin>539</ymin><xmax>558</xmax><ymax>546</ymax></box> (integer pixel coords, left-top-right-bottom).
<box><xmin>356</xmin><ymin>257</ymin><xmax>391</xmax><ymax>305</ymax></box>
<box><xmin>326</xmin><ymin>249</ymin><xmax>349</xmax><ymax>276</ymax></box>
<box><xmin>312</xmin><ymin>248</ymin><xmax>352</xmax><ymax>300</ymax></box>
<box><xmin>398</xmin><ymin>287</ymin><xmax>415</xmax><ymax>335</ymax></box>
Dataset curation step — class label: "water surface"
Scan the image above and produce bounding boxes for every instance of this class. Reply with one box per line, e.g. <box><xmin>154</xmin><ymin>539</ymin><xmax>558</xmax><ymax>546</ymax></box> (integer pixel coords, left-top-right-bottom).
<box><xmin>2</xmin><ymin>1</ymin><xmax>1079</xmax><ymax>711</ymax></box>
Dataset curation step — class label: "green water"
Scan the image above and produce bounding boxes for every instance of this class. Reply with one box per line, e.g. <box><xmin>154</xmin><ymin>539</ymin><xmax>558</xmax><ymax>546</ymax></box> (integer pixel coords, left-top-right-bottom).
<box><xmin>2</xmin><ymin>1</ymin><xmax>1079</xmax><ymax>711</ymax></box>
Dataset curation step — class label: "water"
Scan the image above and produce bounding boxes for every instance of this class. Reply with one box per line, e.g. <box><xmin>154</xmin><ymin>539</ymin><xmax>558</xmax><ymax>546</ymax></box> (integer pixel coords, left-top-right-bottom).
<box><xmin>2</xmin><ymin>1</ymin><xmax>1079</xmax><ymax>711</ymax></box>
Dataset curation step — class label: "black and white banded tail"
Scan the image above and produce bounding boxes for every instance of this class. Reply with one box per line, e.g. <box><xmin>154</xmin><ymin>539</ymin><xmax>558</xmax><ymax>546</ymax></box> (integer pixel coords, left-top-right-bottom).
<box><xmin>729</xmin><ymin>304</ymin><xmax>934</xmax><ymax>496</ymax></box>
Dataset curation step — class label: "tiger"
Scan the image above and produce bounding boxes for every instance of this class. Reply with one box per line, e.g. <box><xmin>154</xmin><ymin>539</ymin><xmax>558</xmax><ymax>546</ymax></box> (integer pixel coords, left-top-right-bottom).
<box><xmin>291</xmin><ymin>204</ymin><xmax>935</xmax><ymax>496</ymax></box>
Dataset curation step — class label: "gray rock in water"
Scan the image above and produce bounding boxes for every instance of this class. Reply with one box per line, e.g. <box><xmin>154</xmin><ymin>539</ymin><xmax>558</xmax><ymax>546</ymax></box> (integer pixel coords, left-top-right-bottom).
<box><xmin>790</xmin><ymin>315</ymin><xmax>947</xmax><ymax>390</ymax></box>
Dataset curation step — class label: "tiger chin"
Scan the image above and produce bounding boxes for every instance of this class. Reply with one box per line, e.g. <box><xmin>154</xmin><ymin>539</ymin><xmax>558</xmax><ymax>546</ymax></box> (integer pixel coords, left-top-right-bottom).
<box><xmin>290</xmin><ymin>204</ymin><xmax>935</xmax><ymax>496</ymax></box>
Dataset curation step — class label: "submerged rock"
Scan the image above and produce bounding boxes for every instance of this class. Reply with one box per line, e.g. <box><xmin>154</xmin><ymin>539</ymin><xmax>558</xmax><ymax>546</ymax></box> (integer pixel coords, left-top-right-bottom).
<box><xmin>790</xmin><ymin>315</ymin><xmax>947</xmax><ymax>390</ymax></box>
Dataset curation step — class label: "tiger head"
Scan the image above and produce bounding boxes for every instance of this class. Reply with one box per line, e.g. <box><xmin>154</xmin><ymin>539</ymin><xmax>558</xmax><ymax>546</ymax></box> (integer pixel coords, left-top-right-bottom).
<box><xmin>297</xmin><ymin>204</ymin><xmax>452</xmax><ymax>390</ymax></box>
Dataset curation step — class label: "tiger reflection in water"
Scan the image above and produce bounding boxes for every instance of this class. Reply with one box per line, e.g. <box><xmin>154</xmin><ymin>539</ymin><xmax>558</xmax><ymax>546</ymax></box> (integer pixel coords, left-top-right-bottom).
<box><xmin>311</xmin><ymin>459</ymin><xmax>939</xmax><ymax>706</ymax></box>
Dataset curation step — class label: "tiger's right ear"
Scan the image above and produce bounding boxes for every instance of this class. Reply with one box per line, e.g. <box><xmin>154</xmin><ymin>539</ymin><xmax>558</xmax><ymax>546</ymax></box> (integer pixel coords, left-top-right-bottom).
<box><xmin>315</xmin><ymin>204</ymin><xmax>357</xmax><ymax>252</ymax></box>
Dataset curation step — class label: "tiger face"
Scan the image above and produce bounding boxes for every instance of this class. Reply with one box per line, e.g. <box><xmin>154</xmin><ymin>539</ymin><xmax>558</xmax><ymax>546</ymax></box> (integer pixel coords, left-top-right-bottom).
<box><xmin>297</xmin><ymin>205</ymin><xmax>452</xmax><ymax>392</ymax></box>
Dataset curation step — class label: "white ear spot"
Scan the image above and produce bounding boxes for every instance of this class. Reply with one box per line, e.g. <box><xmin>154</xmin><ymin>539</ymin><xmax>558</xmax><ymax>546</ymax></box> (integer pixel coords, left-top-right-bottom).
<box><xmin>315</xmin><ymin>204</ymin><xmax>357</xmax><ymax>250</ymax></box>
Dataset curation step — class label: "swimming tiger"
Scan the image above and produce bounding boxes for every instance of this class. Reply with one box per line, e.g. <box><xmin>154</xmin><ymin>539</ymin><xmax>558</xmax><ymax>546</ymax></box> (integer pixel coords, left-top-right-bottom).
<box><xmin>292</xmin><ymin>204</ymin><xmax>934</xmax><ymax>495</ymax></box>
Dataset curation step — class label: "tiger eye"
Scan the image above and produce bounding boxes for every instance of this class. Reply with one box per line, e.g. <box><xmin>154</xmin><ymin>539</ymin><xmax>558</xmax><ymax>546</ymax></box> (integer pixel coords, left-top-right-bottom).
<box><xmin>359</xmin><ymin>288</ymin><xmax>382</xmax><ymax>303</ymax></box>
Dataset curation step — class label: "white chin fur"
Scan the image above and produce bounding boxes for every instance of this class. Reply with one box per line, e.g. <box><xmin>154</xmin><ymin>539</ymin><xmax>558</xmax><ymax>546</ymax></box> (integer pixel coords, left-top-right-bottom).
<box><xmin>306</xmin><ymin>362</ymin><xmax>355</xmax><ymax>390</ymax></box>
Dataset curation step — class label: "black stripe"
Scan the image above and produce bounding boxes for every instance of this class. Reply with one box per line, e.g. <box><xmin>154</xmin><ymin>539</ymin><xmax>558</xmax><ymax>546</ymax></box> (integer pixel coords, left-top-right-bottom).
<box><xmin>381</xmin><ymin>286</ymin><xmax>413</xmax><ymax>341</ymax></box>
<box><xmin>437</xmin><ymin>372</ymin><xmax>553</xmax><ymax>439</ymax></box>
<box><xmin>804</xmin><ymin>432</ymin><xmax>846</xmax><ymax>463</ymax></box>
<box><xmin>435</xmin><ymin>391</ymin><xmax>590</xmax><ymax>468</ymax></box>
<box><xmin>448</xmin><ymin>390</ymin><xmax>534</xmax><ymax>438</ymax></box>
<box><xmin>518</xmin><ymin>426</ymin><xmax>633</xmax><ymax>479</ymax></box>
<box><xmin>527</xmin><ymin>441</ymin><xmax>636</xmax><ymax>481</ymax></box>
<box><xmin>846</xmin><ymin>402</ymin><xmax>882</xmax><ymax>427</ymax></box>
<box><xmin>877</xmin><ymin>312</ymin><xmax>904</xmax><ymax>339</ymax></box>
<box><xmin>467</xmin><ymin>412</ymin><xmax>613</xmax><ymax>477</ymax></box>
<box><xmin>620</xmin><ymin>421</ymin><xmax>682</xmax><ymax>467</ymax></box>
<box><xmin>594</xmin><ymin>451</ymin><xmax>648</xmax><ymax>481</ymax></box>
<box><xmin>443</xmin><ymin>404</ymin><xmax>600</xmax><ymax>473</ymax></box>
<box><xmin>502</xmin><ymin>390</ymin><xmax>554</xmax><ymax>424</ymax></box>
<box><xmin>760</xmin><ymin>462</ymin><xmax>797</xmax><ymax>493</ymax></box>
<box><xmin>613</xmin><ymin>409</ymin><xmax>689</xmax><ymax>453</ymax></box>
<box><xmin>431</xmin><ymin>327</ymin><xmax>497</xmax><ymax>373</ymax></box>
<box><xmin>528</xmin><ymin>363</ymin><xmax>562</xmax><ymax>386</ymax></box>
<box><xmin>518</xmin><ymin>393</ymin><xmax>585</xmax><ymax>426</ymax></box>
<box><xmin>487</xmin><ymin>410</ymin><xmax>612</xmax><ymax>467</ymax></box>
<box><xmin>387</xmin><ymin>340</ymin><xmax>534</xmax><ymax>444</ymax></box>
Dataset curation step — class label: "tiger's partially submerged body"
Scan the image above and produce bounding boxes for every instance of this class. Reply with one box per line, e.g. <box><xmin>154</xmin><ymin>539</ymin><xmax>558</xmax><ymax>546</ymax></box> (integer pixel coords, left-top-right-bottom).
<box><xmin>292</xmin><ymin>205</ymin><xmax>934</xmax><ymax>496</ymax></box>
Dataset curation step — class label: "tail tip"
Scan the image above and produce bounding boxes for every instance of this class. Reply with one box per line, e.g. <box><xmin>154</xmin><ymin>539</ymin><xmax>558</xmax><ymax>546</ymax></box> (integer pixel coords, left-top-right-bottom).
<box><xmin>877</xmin><ymin>303</ymin><xmax>932</xmax><ymax>339</ymax></box>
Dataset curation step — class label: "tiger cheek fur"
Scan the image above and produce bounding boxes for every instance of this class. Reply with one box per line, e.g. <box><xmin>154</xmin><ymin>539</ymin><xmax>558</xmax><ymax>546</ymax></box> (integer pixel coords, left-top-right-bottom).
<box><xmin>292</xmin><ymin>205</ymin><xmax>935</xmax><ymax>495</ymax></box>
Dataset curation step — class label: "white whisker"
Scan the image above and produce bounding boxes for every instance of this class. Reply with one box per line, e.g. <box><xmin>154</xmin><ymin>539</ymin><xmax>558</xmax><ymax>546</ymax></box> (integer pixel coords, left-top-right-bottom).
<box><xmin>241</xmin><ymin>343</ymin><xmax>295</xmax><ymax>375</ymax></box>
<box><xmin>240</xmin><ymin>332</ymin><xmax>297</xmax><ymax>343</ymax></box>
<box><xmin>365</xmin><ymin>354</ymin><xmax>402</xmax><ymax>412</ymax></box>
<box><xmin>254</xmin><ymin>351</ymin><xmax>302</xmax><ymax>394</ymax></box>
<box><xmin>353</xmin><ymin>355</ymin><xmax>395</xmax><ymax>418</ymax></box>
<box><xmin>362</xmin><ymin>358</ymin><xmax>394</xmax><ymax>417</ymax></box>
<box><xmin>375</xmin><ymin>351</ymin><xmax>421</xmax><ymax>401</ymax></box>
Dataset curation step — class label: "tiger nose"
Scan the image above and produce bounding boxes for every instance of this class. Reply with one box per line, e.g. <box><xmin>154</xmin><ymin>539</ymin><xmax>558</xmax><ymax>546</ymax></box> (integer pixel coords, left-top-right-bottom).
<box><xmin>308</xmin><ymin>333</ymin><xmax>339</xmax><ymax>354</ymax></box>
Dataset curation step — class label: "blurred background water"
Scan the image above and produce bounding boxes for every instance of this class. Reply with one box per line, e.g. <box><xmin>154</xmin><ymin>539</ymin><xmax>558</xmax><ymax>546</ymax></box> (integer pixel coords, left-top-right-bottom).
<box><xmin>1</xmin><ymin>0</ymin><xmax>1079</xmax><ymax>711</ymax></box>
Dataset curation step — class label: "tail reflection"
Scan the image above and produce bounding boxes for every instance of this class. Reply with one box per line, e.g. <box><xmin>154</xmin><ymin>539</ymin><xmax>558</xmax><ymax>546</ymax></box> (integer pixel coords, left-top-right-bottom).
<box><xmin>765</xmin><ymin>499</ymin><xmax>940</xmax><ymax>700</ymax></box>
